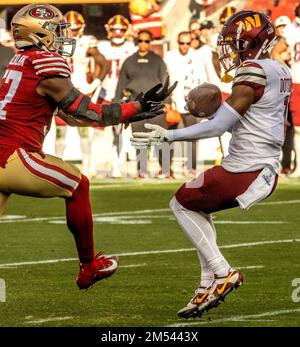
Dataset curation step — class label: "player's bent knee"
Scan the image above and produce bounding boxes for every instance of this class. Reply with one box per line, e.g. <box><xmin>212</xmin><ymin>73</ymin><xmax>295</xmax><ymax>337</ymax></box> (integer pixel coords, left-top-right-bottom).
<box><xmin>71</xmin><ymin>174</ymin><xmax>90</xmax><ymax>198</ymax></box>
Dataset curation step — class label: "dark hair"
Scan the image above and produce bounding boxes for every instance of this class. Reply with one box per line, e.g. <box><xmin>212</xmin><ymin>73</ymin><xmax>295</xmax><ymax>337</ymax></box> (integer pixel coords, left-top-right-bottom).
<box><xmin>137</xmin><ymin>29</ymin><xmax>153</xmax><ymax>40</ymax></box>
<box><xmin>177</xmin><ymin>31</ymin><xmax>191</xmax><ymax>39</ymax></box>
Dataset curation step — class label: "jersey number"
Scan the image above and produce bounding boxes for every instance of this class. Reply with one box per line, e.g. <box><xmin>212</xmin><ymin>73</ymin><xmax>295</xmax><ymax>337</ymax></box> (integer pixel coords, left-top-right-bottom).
<box><xmin>0</xmin><ymin>70</ymin><xmax>22</xmax><ymax>120</ymax></box>
<box><xmin>294</xmin><ymin>42</ymin><xmax>300</xmax><ymax>63</ymax></box>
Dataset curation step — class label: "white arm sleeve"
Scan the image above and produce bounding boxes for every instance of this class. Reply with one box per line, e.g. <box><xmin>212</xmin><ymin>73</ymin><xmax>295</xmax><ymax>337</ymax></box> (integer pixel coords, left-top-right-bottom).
<box><xmin>168</xmin><ymin>102</ymin><xmax>241</xmax><ymax>142</ymax></box>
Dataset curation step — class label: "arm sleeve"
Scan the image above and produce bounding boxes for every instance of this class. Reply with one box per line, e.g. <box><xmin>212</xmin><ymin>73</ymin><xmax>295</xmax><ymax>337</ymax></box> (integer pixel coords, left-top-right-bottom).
<box><xmin>168</xmin><ymin>102</ymin><xmax>241</xmax><ymax>141</ymax></box>
<box><xmin>58</xmin><ymin>87</ymin><xmax>139</xmax><ymax>126</ymax></box>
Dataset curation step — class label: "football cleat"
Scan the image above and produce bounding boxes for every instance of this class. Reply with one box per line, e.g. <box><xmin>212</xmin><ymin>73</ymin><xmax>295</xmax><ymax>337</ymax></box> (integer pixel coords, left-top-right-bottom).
<box><xmin>177</xmin><ymin>269</ymin><xmax>244</xmax><ymax>319</ymax></box>
<box><xmin>76</xmin><ymin>252</ymin><xmax>119</xmax><ymax>290</ymax></box>
<box><xmin>177</xmin><ymin>286</ymin><xmax>213</xmax><ymax>319</ymax></box>
<box><xmin>201</xmin><ymin>269</ymin><xmax>244</xmax><ymax>313</ymax></box>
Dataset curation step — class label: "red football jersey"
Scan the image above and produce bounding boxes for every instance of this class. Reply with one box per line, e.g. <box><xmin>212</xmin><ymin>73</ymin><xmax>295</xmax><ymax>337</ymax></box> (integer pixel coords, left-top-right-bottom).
<box><xmin>0</xmin><ymin>48</ymin><xmax>70</xmax><ymax>152</ymax></box>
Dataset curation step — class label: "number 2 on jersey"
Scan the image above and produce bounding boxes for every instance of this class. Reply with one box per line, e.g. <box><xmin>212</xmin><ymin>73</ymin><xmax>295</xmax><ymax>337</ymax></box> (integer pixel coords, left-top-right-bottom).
<box><xmin>0</xmin><ymin>70</ymin><xmax>22</xmax><ymax>120</ymax></box>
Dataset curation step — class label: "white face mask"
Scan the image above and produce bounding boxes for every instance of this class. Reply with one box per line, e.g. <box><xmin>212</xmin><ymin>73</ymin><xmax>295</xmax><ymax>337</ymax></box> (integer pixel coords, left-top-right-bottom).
<box><xmin>111</xmin><ymin>37</ymin><xmax>125</xmax><ymax>45</ymax></box>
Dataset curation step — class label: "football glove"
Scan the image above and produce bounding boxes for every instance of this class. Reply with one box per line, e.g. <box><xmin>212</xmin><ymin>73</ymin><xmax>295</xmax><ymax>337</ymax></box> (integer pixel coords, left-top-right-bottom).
<box><xmin>130</xmin><ymin>123</ymin><xmax>170</xmax><ymax>148</ymax></box>
<box><xmin>124</xmin><ymin>103</ymin><xmax>165</xmax><ymax>128</ymax></box>
<box><xmin>137</xmin><ymin>76</ymin><xmax>178</xmax><ymax>112</ymax></box>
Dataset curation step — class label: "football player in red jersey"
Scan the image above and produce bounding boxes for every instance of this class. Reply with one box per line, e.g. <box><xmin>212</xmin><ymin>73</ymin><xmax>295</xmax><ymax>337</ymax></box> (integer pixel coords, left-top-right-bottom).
<box><xmin>0</xmin><ymin>3</ymin><xmax>176</xmax><ymax>290</ymax></box>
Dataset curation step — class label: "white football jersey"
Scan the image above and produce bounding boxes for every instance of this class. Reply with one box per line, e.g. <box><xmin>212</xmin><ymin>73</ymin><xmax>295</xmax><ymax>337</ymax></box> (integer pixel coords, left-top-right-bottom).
<box><xmin>222</xmin><ymin>59</ymin><xmax>292</xmax><ymax>174</ymax></box>
<box><xmin>67</xmin><ymin>35</ymin><xmax>97</xmax><ymax>92</ymax></box>
<box><xmin>194</xmin><ymin>45</ymin><xmax>220</xmax><ymax>86</ymax></box>
<box><xmin>97</xmin><ymin>40</ymin><xmax>136</xmax><ymax>100</ymax></box>
<box><xmin>282</xmin><ymin>21</ymin><xmax>300</xmax><ymax>83</ymax></box>
<box><xmin>164</xmin><ymin>48</ymin><xmax>207</xmax><ymax>113</ymax></box>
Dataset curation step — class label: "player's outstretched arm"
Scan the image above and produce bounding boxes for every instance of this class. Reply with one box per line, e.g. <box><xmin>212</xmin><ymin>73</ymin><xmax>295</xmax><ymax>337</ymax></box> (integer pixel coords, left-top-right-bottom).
<box><xmin>131</xmin><ymin>84</ymin><xmax>254</xmax><ymax>147</ymax></box>
<box><xmin>37</xmin><ymin>76</ymin><xmax>175</xmax><ymax>127</ymax></box>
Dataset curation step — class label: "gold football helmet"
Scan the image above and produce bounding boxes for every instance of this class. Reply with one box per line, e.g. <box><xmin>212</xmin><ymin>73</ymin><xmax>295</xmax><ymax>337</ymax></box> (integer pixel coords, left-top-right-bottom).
<box><xmin>11</xmin><ymin>3</ymin><xmax>76</xmax><ymax>56</ymax></box>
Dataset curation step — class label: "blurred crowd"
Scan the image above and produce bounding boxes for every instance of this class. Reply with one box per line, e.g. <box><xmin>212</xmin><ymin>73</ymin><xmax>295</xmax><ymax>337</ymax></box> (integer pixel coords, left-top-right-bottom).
<box><xmin>1</xmin><ymin>0</ymin><xmax>300</xmax><ymax>179</ymax></box>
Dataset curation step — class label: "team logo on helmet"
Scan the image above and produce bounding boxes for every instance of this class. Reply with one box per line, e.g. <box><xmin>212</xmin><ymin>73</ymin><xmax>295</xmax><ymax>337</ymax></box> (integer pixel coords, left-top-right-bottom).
<box><xmin>29</xmin><ymin>7</ymin><xmax>54</xmax><ymax>19</ymax></box>
<box><xmin>236</xmin><ymin>14</ymin><xmax>262</xmax><ymax>32</ymax></box>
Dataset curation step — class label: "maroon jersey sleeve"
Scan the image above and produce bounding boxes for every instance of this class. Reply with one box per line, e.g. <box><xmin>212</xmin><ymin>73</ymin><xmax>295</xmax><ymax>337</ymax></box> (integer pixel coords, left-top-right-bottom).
<box><xmin>233</xmin><ymin>61</ymin><xmax>266</xmax><ymax>103</ymax></box>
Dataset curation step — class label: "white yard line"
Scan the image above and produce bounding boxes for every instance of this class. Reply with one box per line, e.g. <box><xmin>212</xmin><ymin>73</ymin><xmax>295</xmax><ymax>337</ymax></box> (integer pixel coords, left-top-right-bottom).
<box><xmin>258</xmin><ymin>199</ymin><xmax>300</xmax><ymax>205</ymax></box>
<box><xmin>236</xmin><ymin>265</ymin><xmax>264</xmax><ymax>270</ymax></box>
<box><xmin>0</xmin><ymin>209</ymin><xmax>170</xmax><ymax>224</ymax></box>
<box><xmin>169</xmin><ymin>308</ymin><xmax>300</xmax><ymax>327</ymax></box>
<box><xmin>119</xmin><ymin>263</ymin><xmax>147</xmax><ymax>268</ymax></box>
<box><xmin>0</xmin><ymin>239</ymin><xmax>299</xmax><ymax>268</ymax></box>
<box><xmin>1</xmin><ymin>198</ymin><xmax>299</xmax><ymax>224</ymax></box>
<box><xmin>26</xmin><ymin>316</ymin><xmax>74</xmax><ymax>324</ymax></box>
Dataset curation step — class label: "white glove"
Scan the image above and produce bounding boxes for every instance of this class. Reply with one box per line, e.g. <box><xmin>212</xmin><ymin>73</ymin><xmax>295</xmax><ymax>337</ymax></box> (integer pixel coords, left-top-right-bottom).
<box><xmin>131</xmin><ymin>123</ymin><xmax>170</xmax><ymax>148</ymax></box>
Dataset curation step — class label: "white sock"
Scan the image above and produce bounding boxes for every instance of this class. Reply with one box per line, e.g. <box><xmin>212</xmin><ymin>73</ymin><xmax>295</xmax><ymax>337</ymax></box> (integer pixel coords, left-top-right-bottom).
<box><xmin>197</xmin><ymin>251</ymin><xmax>214</xmax><ymax>290</ymax></box>
<box><xmin>170</xmin><ymin>197</ymin><xmax>231</xmax><ymax>277</ymax></box>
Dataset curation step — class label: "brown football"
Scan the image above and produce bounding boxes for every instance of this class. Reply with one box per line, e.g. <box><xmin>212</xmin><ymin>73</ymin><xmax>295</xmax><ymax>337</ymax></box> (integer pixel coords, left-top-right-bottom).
<box><xmin>186</xmin><ymin>83</ymin><xmax>222</xmax><ymax>118</ymax></box>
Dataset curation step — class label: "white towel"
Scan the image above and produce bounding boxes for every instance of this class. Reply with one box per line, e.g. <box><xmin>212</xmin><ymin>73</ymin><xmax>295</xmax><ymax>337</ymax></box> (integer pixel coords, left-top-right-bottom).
<box><xmin>236</xmin><ymin>167</ymin><xmax>276</xmax><ymax>210</ymax></box>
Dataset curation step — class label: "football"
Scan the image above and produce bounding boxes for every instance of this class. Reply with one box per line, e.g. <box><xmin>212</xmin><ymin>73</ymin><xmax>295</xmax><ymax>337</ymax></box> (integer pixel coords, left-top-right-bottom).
<box><xmin>185</xmin><ymin>83</ymin><xmax>222</xmax><ymax>118</ymax></box>
<box><xmin>129</xmin><ymin>0</ymin><xmax>151</xmax><ymax>16</ymax></box>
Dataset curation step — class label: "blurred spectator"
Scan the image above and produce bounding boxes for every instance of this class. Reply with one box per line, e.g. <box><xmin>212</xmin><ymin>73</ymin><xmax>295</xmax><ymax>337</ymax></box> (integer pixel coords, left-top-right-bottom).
<box><xmin>200</xmin><ymin>19</ymin><xmax>218</xmax><ymax>48</ymax></box>
<box><xmin>194</xmin><ymin>20</ymin><xmax>220</xmax><ymax>88</ymax></box>
<box><xmin>281</xmin><ymin>5</ymin><xmax>300</xmax><ymax>177</ymax></box>
<box><xmin>189</xmin><ymin>19</ymin><xmax>204</xmax><ymax>49</ymax></box>
<box><xmin>275</xmin><ymin>16</ymin><xmax>291</xmax><ymax>36</ymax></box>
<box><xmin>0</xmin><ymin>29</ymin><xmax>15</xmax><ymax>81</ymax></box>
<box><xmin>189</xmin><ymin>0</ymin><xmax>205</xmax><ymax>20</ymax></box>
<box><xmin>219</xmin><ymin>6</ymin><xmax>236</xmax><ymax>25</ymax></box>
<box><xmin>272</xmin><ymin>16</ymin><xmax>291</xmax><ymax>67</ymax></box>
<box><xmin>271</xmin><ymin>15</ymin><xmax>294</xmax><ymax>175</ymax></box>
<box><xmin>262</xmin><ymin>9</ymin><xmax>272</xmax><ymax>19</ymax></box>
<box><xmin>164</xmin><ymin>31</ymin><xmax>207</xmax><ymax>176</ymax></box>
<box><xmin>99</xmin><ymin>15</ymin><xmax>136</xmax><ymax>101</ymax></box>
<box><xmin>129</xmin><ymin>0</ymin><xmax>165</xmax><ymax>39</ymax></box>
<box><xmin>115</xmin><ymin>30</ymin><xmax>168</xmax><ymax>178</ymax></box>
<box><xmin>98</xmin><ymin>15</ymin><xmax>137</xmax><ymax>177</ymax></box>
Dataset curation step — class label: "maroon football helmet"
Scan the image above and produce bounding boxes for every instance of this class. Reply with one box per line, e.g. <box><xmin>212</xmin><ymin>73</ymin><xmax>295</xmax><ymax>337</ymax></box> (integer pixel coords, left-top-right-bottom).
<box><xmin>218</xmin><ymin>10</ymin><xmax>276</xmax><ymax>75</ymax></box>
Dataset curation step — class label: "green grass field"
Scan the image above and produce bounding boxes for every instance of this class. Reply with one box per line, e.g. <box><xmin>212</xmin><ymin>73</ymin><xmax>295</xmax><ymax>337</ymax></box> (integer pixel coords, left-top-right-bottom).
<box><xmin>0</xmin><ymin>179</ymin><xmax>300</xmax><ymax>327</ymax></box>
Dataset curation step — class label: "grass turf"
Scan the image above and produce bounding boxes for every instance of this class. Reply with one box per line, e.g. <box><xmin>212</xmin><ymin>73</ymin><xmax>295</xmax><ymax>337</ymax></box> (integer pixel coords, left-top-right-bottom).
<box><xmin>0</xmin><ymin>180</ymin><xmax>300</xmax><ymax>327</ymax></box>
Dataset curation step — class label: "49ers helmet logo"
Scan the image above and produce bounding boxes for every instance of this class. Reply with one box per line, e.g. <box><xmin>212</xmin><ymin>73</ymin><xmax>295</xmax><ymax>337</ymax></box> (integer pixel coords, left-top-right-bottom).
<box><xmin>29</xmin><ymin>7</ymin><xmax>54</xmax><ymax>19</ymax></box>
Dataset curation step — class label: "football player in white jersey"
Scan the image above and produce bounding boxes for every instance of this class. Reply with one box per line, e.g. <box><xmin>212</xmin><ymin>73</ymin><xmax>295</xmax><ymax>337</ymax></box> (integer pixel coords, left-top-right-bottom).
<box><xmin>98</xmin><ymin>15</ymin><xmax>137</xmax><ymax>177</ymax></box>
<box><xmin>277</xmin><ymin>5</ymin><xmax>300</xmax><ymax>176</ymax></box>
<box><xmin>98</xmin><ymin>15</ymin><xmax>136</xmax><ymax>101</ymax></box>
<box><xmin>55</xmin><ymin>10</ymin><xmax>109</xmax><ymax>178</ymax></box>
<box><xmin>131</xmin><ymin>10</ymin><xmax>292</xmax><ymax>318</ymax></box>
